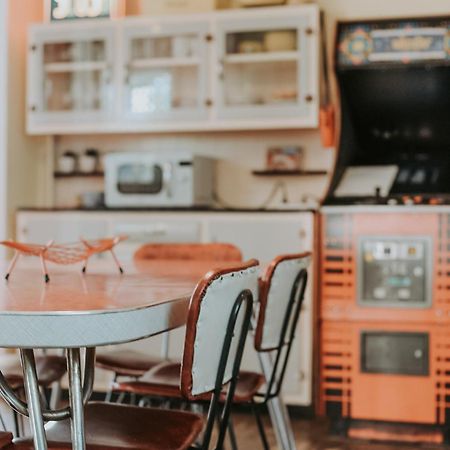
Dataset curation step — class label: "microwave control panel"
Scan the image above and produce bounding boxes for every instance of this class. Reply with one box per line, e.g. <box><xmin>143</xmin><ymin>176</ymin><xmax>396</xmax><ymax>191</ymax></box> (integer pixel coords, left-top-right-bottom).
<box><xmin>358</xmin><ymin>237</ymin><xmax>431</xmax><ymax>308</ymax></box>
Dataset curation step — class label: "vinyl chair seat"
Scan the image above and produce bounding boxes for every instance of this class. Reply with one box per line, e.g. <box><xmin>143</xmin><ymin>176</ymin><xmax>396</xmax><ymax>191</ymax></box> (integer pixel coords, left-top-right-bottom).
<box><xmin>0</xmin><ymin>432</ymin><xmax>13</xmax><ymax>448</ymax></box>
<box><xmin>1</xmin><ymin>355</ymin><xmax>67</xmax><ymax>390</ymax></box>
<box><xmin>12</xmin><ymin>402</ymin><xmax>204</xmax><ymax>450</ymax></box>
<box><xmin>115</xmin><ymin>362</ymin><xmax>265</xmax><ymax>404</ymax></box>
<box><xmin>96</xmin><ymin>351</ymin><xmax>163</xmax><ymax>377</ymax></box>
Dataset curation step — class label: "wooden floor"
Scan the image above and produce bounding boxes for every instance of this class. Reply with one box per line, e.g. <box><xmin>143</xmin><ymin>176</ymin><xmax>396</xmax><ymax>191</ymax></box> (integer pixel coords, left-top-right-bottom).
<box><xmin>232</xmin><ymin>412</ymin><xmax>447</xmax><ymax>450</ymax></box>
<box><xmin>0</xmin><ymin>399</ymin><xmax>447</xmax><ymax>449</ymax></box>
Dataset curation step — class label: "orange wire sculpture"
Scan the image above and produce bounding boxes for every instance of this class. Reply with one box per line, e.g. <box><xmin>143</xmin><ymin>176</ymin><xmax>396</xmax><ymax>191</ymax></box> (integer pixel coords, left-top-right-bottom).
<box><xmin>0</xmin><ymin>236</ymin><xmax>127</xmax><ymax>283</ymax></box>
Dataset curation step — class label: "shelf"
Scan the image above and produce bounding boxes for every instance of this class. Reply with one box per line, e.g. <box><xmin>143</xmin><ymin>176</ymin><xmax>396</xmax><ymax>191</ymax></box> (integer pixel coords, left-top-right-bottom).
<box><xmin>223</xmin><ymin>51</ymin><xmax>298</xmax><ymax>65</ymax></box>
<box><xmin>44</xmin><ymin>61</ymin><xmax>108</xmax><ymax>73</ymax></box>
<box><xmin>54</xmin><ymin>171</ymin><xmax>104</xmax><ymax>178</ymax></box>
<box><xmin>129</xmin><ymin>57</ymin><xmax>200</xmax><ymax>69</ymax></box>
<box><xmin>252</xmin><ymin>170</ymin><xmax>328</xmax><ymax>177</ymax></box>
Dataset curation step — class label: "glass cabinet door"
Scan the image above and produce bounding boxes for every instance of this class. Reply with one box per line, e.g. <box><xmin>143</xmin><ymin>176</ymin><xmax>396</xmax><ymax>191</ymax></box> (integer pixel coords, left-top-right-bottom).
<box><xmin>216</xmin><ymin>11</ymin><xmax>318</xmax><ymax>124</ymax></box>
<box><xmin>28</xmin><ymin>24</ymin><xmax>115</xmax><ymax>127</ymax></box>
<box><xmin>123</xmin><ymin>21</ymin><xmax>210</xmax><ymax>122</ymax></box>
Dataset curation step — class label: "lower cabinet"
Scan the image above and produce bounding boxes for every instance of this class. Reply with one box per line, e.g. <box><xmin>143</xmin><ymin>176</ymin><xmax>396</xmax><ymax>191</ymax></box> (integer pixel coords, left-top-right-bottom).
<box><xmin>16</xmin><ymin>210</ymin><xmax>315</xmax><ymax>406</ymax></box>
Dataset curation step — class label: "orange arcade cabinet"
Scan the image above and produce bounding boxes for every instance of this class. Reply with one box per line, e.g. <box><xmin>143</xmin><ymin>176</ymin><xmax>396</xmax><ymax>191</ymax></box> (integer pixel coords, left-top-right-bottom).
<box><xmin>319</xmin><ymin>16</ymin><xmax>450</xmax><ymax>444</ymax></box>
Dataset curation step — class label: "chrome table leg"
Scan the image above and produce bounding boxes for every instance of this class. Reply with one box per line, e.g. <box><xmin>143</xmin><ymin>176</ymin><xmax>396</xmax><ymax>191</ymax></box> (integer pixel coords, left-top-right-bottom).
<box><xmin>49</xmin><ymin>379</ymin><xmax>62</xmax><ymax>410</ymax></box>
<box><xmin>50</xmin><ymin>349</ymin><xmax>65</xmax><ymax>410</ymax></box>
<box><xmin>67</xmin><ymin>348</ymin><xmax>86</xmax><ymax>450</ymax></box>
<box><xmin>20</xmin><ymin>349</ymin><xmax>48</xmax><ymax>450</ymax></box>
<box><xmin>258</xmin><ymin>351</ymin><xmax>297</xmax><ymax>450</ymax></box>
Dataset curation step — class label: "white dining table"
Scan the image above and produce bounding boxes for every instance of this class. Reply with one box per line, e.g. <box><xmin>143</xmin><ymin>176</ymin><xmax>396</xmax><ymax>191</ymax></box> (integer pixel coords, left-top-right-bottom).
<box><xmin>0</xmin><ymin>259</ymin><xmax>297</xmax><ymax>450</ymax></box>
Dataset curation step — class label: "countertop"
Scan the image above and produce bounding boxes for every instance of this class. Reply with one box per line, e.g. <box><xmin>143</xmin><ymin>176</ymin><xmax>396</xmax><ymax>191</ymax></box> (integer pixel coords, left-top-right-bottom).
<box><xmin>18</xmin><ymin>206</ymin><xmax>317</xmax><ymax>213</ymax></box>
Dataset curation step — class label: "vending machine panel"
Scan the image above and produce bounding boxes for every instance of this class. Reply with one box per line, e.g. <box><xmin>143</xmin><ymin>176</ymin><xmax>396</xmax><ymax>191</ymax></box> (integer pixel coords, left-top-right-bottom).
<box><xmin>361</xmin><ymin>331</ymin><xmax>429</xmax><ymax>376</ymax></box>
<box><xmin>358</xmin><ymin>237</ymin><xmax>431</xmax><ymax>308</ymax></box>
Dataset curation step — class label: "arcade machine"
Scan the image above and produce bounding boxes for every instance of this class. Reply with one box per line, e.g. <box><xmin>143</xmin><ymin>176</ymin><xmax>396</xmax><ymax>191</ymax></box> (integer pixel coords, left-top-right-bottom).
<box><xmin>319</xmin><ymin>16</ymin><xmax>450</xmax><ymax>443</ymax></box>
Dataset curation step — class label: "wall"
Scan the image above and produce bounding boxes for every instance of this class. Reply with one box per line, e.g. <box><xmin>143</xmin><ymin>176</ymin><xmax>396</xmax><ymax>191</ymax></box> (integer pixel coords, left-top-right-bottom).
<box><xmin>55</xmin><ymin>130</ymin><xmax>331</xmax><ymax>209</ymax></box>
<box><xmin>0</xmin><ymin>2</ymin><xmax>8</xmax><ymax>257</ymax></box>
<box><xmin>6</xmin><ymin>0</ymin><xmax>52</xmax><ymax>239</ymax></box>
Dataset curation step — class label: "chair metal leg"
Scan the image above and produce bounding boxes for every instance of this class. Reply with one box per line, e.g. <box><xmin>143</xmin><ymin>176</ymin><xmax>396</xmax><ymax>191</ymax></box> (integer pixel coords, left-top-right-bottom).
<box><xmin>161</xmin><ymin>332</ymin><xmax>170</xmax><ymax>360</ymax></box>
<box><xmin>12</xmin><ymin>410</ymin><xmax>20</xmax><ymax>437</ymax></box>
<box><xmin>105</xmin><ymin>374</ymin><xmax>118</xmax><ymax>403</ymax></box>
<box><xmin>116</xmin><ymin>391</ymin><xmax>126</xmax><ymax>404</ymax></box>
<box><xmin>49</xmin><ymin>380</ymin><xmax>62</xmax><ymax>409</ymax></box>
<box><xmin>258</xmin><ymin>352</ymin><xmax>297</xmax><ymax>450</ymax></box>
<box><xmin>138</xmin><ymin>397</ymin><xmax>151</xmax><ymax>407</ymax></box>
<box><xmin>252</xmin><ymin>401</ymin><xmax>270</xmax><ymax>450</ymax></box>
<box><xmin>228</xmin><ymin>416</ymin><xmax>239</xmax><ymax>450</ymax></box>
<box><xmin>104</xmin><ymin>390</ymin><xmax>113</xmax><ymax>402</ymax></box>
<box><xmin>0</xmin><ymin>411</ymin><xmax>6</xmax><ymax>431</ymax></box>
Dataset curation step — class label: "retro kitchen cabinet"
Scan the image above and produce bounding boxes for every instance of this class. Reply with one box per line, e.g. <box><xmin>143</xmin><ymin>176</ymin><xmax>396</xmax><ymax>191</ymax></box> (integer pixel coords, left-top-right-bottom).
<box><xmin>27</xmin><ymin>5</ymin><xmax>319</xmax><ymax>134</ymax></box>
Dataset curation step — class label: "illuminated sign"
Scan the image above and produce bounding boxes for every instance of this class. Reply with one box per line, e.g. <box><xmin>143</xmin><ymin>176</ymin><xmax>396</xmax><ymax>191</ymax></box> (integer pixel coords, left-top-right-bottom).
<box><xmin>337</xmin><ymin>19</ymin><xmax>450</xmax><ymax>66</ymax></box>
<box><xmin>50</xmin><ymin>0</ymin><xmax>114</xmax><ymax>21</ymax></box>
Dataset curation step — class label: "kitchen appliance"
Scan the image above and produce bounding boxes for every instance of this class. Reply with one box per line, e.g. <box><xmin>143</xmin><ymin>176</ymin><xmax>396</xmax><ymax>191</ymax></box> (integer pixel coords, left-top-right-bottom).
<box><xmin>319</xmin><ymin>15</ymin><xmax>450</xmax><ymax>444</ymax></box>
<box><xmin>104</xmin><ymin>152</ymin><xmax>215</xmax><ymax>208</ymax></box>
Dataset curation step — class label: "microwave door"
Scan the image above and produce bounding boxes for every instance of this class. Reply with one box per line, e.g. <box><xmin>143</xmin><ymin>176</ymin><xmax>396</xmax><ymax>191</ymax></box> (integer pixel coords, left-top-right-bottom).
<box><xmin>117</xmin><ymin>164</ymin><xmax>163</xmax><ymax>195</ymax></box>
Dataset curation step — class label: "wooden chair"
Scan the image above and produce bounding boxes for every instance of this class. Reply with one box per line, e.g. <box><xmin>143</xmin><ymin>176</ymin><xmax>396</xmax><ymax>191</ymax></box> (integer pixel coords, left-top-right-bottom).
<box><xmin>96</xmin><ymin>242</ymin><xmax>243</xmax><ymax>398</ymax></box>
<box><xmin>115</xmin><ymin>253</ymin><xmax>311</xmax><ymax>450</ymax></box>
<box><xmin>2</xmin><ymin>260</ymin><xmax>258</xmax><ymax>450</ymax></box>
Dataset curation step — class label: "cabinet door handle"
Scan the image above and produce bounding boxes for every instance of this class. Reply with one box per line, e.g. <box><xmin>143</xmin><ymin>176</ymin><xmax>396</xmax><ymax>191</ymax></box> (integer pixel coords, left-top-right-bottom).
<box><xmin>298</xmin><ymin>228</ymin><xmax>307</xmax><ymax>239</ymax></box>
<box><xmin>218</xmin><ymin>59</ymin><xmax>225</xmax><ymax>81</ymax></box>
<box><xmin>205</xmin><ymin>99</ymin><xmax>213</xmax><ymax>107</ymax></box>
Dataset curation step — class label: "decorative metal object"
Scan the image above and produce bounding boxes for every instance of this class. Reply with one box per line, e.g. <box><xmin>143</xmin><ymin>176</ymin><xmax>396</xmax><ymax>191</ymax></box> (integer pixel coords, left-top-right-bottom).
<box><xmin>1</xmin><ymin>236</ymin><xmax>127</xmax><ymax>283</ymax></box>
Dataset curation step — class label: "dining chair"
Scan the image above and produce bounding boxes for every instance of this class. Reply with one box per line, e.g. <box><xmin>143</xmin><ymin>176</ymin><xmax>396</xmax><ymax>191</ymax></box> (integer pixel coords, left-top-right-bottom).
<box><xmin>3</xmin><ymin>259</ymin><xmax>257</xmax><ymax>450</ymax></box>
<box><xmin>0</xmin><ymin>354</ymin><xmax>67</xmax><ymax>436</ymax></box>
<box><xmin>96</xmin><ymin>242</ymin><xmax>243</xmax><ymax>400</ymax></box>
<box><xmin>114</xmin><ymin>252</ymin><xmax>311</xmax><ymax>450</ymax></box>
<box><xmin>134</xmin><ymin>243</ymin><xmax>243</xmax><ymax>262</ymax></box>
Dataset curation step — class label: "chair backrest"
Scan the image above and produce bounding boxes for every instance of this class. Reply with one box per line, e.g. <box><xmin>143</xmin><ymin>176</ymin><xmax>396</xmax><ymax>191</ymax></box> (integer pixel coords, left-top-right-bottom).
<box><xmin>181</xmin><ymin>258</ymin><xmax>258</xmax><ymax>398</ymax></box>
<box><xmin>180</xmin><ymin>259</ymin><xmax>258</xmax><ymax>449</ymax></box>
<box><xmin>255</xmin><ymin>253</ymin><xmax>310</xmax><ymax>399</ymax></box>
<box><xmin>134</xmin><ymin>243</ymin><xmax>242</xmax><ymax>262</ymax></box>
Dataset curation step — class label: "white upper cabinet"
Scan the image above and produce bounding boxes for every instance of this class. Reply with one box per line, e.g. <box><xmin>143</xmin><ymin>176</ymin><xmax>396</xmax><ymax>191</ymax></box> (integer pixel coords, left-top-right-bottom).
<box><xmin>27</xmin><ymin>5</ymin><xmax>319</xmax><ymax>134</ymax></box>
<box><xmin>27</xmin><ymin>21</ymin><xmax>116</xmax><ymax>132</ymax></box>
<box><xmin>121</xmin><ymin>18</ymin><xmax>211</xmax><ymax>125</ymax></box>
<box><xmin>215</xmin><ymin>6</ymin><xmax>319</xmax><ymax>127</ymax></box>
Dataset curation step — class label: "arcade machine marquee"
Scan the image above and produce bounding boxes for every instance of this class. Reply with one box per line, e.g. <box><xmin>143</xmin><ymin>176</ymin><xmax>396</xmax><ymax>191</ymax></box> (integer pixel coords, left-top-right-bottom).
<box><xmin>319</xmin><ymin>16</ymin><xmax>450</xmax><ymax>443</ymax></box>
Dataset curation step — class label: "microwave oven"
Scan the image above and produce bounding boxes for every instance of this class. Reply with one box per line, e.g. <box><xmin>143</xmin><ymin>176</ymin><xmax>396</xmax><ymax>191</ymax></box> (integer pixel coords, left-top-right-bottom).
<box><xmin>104</xmin><ymin>152</ymin><xmax>215</xmax><ymax>208</ymax></box>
